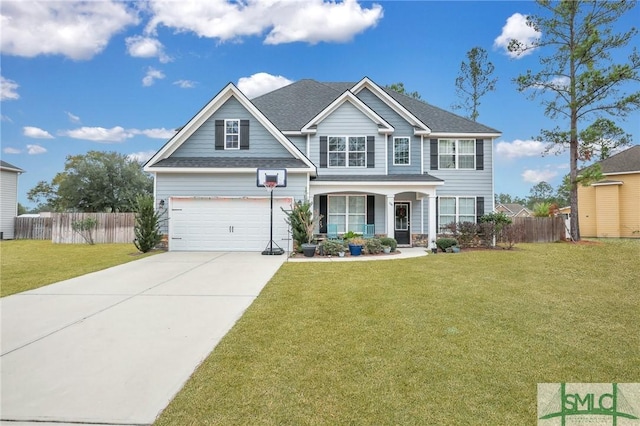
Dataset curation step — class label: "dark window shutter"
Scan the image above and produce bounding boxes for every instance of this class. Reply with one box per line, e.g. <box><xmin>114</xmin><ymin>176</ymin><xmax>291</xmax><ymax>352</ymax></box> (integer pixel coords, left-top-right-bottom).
<box><xmin>367</xmin><ymin>136</ymin><xmax>375</xmax><ymax>168</ymax></box>
<box><xmin>240</xmin><ymin>120</ymin><xmax>250</xmax><ymax>150</ymax></box>
<box><xmin>367</xmin><ymin>195</ymin><xmax>375</xmax><ymax>224</ymax></box>
<box><xmin>476</xmin><ymin>139</ymin><xmax>484</xmax><ymax>170</ymax></box>
<box><xmin>319</xmin><ymin>136</ymin><xmax>328</xmax><ymax>168</ymax></box>
<box><xmin>215</xmin><ymin>120</ymin><xmax>224</xmax><ymax>150</ymax></box>
<box><xmin>476</xmin><ymin>197</ymin><xmax>484</xmax><ymax>223</ymax></box>
<box><xmin>430</xmin><ymin>139</ymin><xmax>438</xmax><ymax>170</ymax></box>
<box><xmin>319</xmin><ymin>195</ymin><xmax>328</xmax><ymax>233</ymax></box>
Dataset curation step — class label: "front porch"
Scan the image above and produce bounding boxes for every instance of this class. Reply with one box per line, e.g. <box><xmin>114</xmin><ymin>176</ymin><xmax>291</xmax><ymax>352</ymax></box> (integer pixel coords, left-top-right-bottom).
<box><xmin>309</xmin><ymin>175</ymin><xmax>444</xmax><ymax>246</ymax></box>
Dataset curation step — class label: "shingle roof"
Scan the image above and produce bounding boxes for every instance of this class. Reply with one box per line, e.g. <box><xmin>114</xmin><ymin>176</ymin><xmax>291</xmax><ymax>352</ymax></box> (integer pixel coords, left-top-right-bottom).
<box><xmin>313</xmin><ymin>173</ymin><xmax>443</xmax><ymax>182</ymax></box>
<box><xmin>252</xmin><ymin>79</ymin><xmax>500</xmax><ymax>134</ymax></box>
<box><xmin>597</xmin><ymin>145</ymin><xmax>640</xmax><ymax>174</ymax></box>
<box><xmin>0</xmin><ymin>160</ymin><xmax>24</xmax><ymax>172</ymax></box>
<box><xmin>152</xmin><ymin>157</ymin><xmax>310</xmax><ymax>169</ymax></box>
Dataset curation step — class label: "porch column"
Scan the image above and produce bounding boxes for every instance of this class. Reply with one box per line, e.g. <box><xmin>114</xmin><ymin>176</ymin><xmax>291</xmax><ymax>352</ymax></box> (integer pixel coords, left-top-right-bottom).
<box><xmin>428</xmin><ymin>194</ymin><xmax>437</xmax><ymax>244</ymax></box>
<box><xmin>386</xmin><ymin>195</ymin><xmax>395</xmax><ymax>239</ymax></box>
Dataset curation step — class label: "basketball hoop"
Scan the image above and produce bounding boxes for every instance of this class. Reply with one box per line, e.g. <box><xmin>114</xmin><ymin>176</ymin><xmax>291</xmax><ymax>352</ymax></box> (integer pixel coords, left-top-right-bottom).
<box><xmin>264</xmin><ymin>181</ymin><xmax>277</xmax><ymax>193</ymax></box>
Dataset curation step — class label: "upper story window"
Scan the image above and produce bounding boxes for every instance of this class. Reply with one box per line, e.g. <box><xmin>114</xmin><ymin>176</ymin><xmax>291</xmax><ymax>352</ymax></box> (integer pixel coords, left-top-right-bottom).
<box><xmin>439</xmin><ymin>139</ymin><xmax>475</xmax><ymax>169</ymax></box>
<box><xmin>225</xmin><ymin>119</ymin><xmax>240</xmax><ymax>150</ymax></box>
<box><xmin>393</xmin><ymin>137</ymin><xmax>410</xmax><ymax>165</ymax></box>
<box><xmin>329</xmin><ymin>136</ymin><xmax>366</xmax><ymax>167</ymax></box>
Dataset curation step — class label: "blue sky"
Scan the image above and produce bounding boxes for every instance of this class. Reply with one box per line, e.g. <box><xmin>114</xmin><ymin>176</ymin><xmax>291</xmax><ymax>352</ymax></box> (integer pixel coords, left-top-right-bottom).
<box><xmin>2</xmin><ymin>0</ymin><xmax>638</xmax><ymax>209</ymax></box>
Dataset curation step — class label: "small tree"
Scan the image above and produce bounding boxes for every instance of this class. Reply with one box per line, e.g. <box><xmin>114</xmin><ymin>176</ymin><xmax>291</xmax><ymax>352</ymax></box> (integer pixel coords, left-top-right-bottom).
<box><xmin>71</xmin><ymin>217</ymin><xmax>97</xmax><ymax>245</ymax></box>
<box><xmin>133</xmin><ymin>195</ymin><xmax>163</xmax><ymax>253</ymax></box>
<box><xmin>282</xmin><ymin>199</ymin><xmax>322</xmax><ymax>249</ymax></box>
<box><xmin>480</xmin><ymin>212</ymin><xmax>512</xmax><ymax>244</ymax></box>
<box><xmin>532</xmin><ymin>202</ymin><xmax>552</xmax><ymax>217</ymax></box>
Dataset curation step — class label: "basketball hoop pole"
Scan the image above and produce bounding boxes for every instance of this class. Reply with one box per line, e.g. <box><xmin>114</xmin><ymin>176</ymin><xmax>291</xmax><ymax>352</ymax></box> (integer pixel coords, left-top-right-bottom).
<box><xmin>262</xmin><ymin>180</ymin><xmax>284</xmax><ymax>255</ymax></box>
<box><xmin>259</xmin><ymin>169</ymin><xmax>285</xmax><ymax>255</ymax></box>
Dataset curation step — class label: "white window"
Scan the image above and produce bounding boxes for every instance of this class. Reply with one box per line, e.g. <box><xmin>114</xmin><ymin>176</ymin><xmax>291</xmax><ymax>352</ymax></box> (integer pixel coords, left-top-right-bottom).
<box><xmin>439</xmin><ymin>139</ymin><xmax>475</xmax><ymax>169</ymax></box>
<box><xmin>394</xmin><ymin>137</ymin><xmax>410</xmax><ymax>165</ymax></box>
<box><xmin>328</xmin><ymin>195</ymin><xmax>366</xmax><ymax>233</ymax></box>
<box><xmin>328</xmin><ymin>136</ymin><xmax>366</xmax><ymax>167</ymax></box>
<box><xmin>439</xmin><ymin>196</ymin><xmax>476</xmax><ymax>231</ymax></box>
<box><xmin>225</xmin><ymin>119</ymin><xmax>239</xmax><ymax>150</ymax></box>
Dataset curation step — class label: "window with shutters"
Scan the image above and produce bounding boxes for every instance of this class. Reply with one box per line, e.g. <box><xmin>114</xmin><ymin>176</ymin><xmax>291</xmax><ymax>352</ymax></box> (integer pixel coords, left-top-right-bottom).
<box><xmin>328</xmin><ymin>136</ymin><xmax>366</xmax><ymax>167</ymax></box>
<box><xmin>438</xmin><ymin>196</ymin><xmax>477</xmax><ymax>231</ymax></box>
<box><xmin>225</xmin><ymin>119</ymin><xmax>240</xmax><ymax>149</ymax></box>
<box><xmin>328</xmin><ymin>195</ymin><xmax>366</xmax><ymax>233</ymax></box>
<box><xmin>439</xmin><ymin>139</ymin><xmax>475</xmax><ymax>169</ymax></box>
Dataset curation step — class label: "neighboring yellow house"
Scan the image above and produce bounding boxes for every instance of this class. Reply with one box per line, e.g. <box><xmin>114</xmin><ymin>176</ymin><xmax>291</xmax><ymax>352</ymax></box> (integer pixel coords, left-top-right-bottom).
<box><xmin>578</xmin><ymin>145</ymin><xmax>640</xmax><ymax>238</ymax></box>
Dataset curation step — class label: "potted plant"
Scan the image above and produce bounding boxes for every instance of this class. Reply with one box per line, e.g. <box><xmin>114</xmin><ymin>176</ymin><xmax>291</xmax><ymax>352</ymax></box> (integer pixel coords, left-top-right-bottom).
<box><xmin>348</xmin><ymin>236</ymin><xmax>366</xmax><ymax>256</ymax></box>
<box><xmin>283</xmin><ymin>200</ymin><xmax>323</xmax><ymax>257</ymax></box>
<box><xmin>382</xmin><ymin>245</ymin><xmax>391</xmax><ymax>254</ymax></box>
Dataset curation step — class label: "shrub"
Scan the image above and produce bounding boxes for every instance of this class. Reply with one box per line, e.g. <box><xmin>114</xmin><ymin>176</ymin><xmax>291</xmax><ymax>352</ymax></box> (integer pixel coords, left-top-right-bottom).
<box><xmin>282</xmin><ymin>199</ymin><xmax>322</xmax><ymax>248</ymax></box>
<box><xmin>456</xmin><ymin>221</ymin><xmax>479</xmax><ymax>247</ymax></box>
<box><xmin>499</xmin><ymin>222</ymin><xmax>526</xmax><ymax>249</ymax></box>
<box><xmin>364</xmin><ymin>238</ymin><xmax>384</xmax><ymax>254</ymax></box>
<box><xmin>480</xmin><ymin>212</ymin><xmax>512</xmax><ymax>244</ymax></box>
<box><xmin>71</xmin><ymin>217</ymin><xmax>97</xmax><ymax>245</ymax></box>
<box><xmin>342</xmin><ymin>230</ymin><xmax>358</xmax><ymax>240</ymax></box>
<box><xmin>133</xmin><ymin>195</ymin><xmax>163</xmax><ymax>253</ymax></box>
<box><xmin>320</xmin><ymin>239</ymin><xmax>346</xmax><ymax>256</ymax></box>
<box><xmin>533</xmin><ymin>202</ymin><xmax>552</xmax><ymax>217</ymax></box>
<box><xmin>348</xmin><ymin>236</ymin><xmax>366</xmax><ymax>246</ymax></box>
<box><xmin>379</xmin><ymin>237</ymin><xmax>397</xmax><ymax>252</ymax></box>
<box><xmin>436</xmin><ymin>238</ymin><xmax>458</xmax><ymax>252</ymax></box>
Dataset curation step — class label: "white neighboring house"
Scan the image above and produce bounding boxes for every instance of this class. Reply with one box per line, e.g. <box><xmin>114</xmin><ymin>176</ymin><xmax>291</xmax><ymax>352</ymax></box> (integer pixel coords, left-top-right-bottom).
<box><xmin>1</xmin><ymin>160</ymin><xmax>24</xmax><ymax>240</ymax></box>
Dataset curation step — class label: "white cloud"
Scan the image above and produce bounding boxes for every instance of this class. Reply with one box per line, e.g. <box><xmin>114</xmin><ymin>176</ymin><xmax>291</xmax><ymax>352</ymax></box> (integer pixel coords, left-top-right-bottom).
<box><xmin>3</xmin><ymin>147</ymin><xmax>21</xmax><ymax>154</ymax></box>
<box><xmin>496</xmin><ymin>139</ymin><xmax>545</xmax><ymax>159</ymax></box>
<box><xmin>0</xmin><ymin>1</ymin><xmax>138</xmax><ymax>60</ymax></box>
<box><xmin>1</xmin><ymin>114</ymin><xmax>13</xmax><ymax>122</ymax></box>
<box><xmin>62</xmin><ymin>126</ymin><xmax>134</xmax><ymax>142</ymax></box>
<box><xmin>173</xmin><ymin>79</ymin><xmax>196</xmax><ymax>89</ymax></box>
<box><xmin>494</xmin><ymin>13</ymin><xmax>540</xmax><ymax>58</ymax></box>
<box><xmin>142</xmin><ymin>67</ymin><xmax>165</xmax><ymax>87</ymax></box>
<box><xmin>145</xmin><ymin>0</ymin><xmax>383</xmax><ymax>45</ymax></box>
<box><xmin>66</xmin><ymin>111</ymin><xmax>81</xmax><ymax>123</ymax></box>
<box><xmin>126</xmin><ymin>35</ymin><xmax>171</xmax><ymax>63</ymax></box>
<box><xmin>27</xmin><ymin>144</ymin><xmax>47</xmax><ymax>155</ymax></box>
<box><xmin>23</xmin><ymin>126</ymin><xmax>54</xmax><ymax>139</ymax></box>
<box><xmin>522</xmin><ymin>169</ymin><xmax>558</xmax><ymax>184</ymax></box>
<box><xmin>131</xmin><ymin>128</ymin><xmax>176</xmax><ymax>139</ymax></box>
<box><xmin>1</xmin><ymin>75</ymin><xmax>20</xmax><ymax>100</ymax></box>
<box><xmin>128</xmin><ymin>150</ymin><xmax>157</xmax><ymax>163</ymax></box>
<box><xmin>237</xmin><ymin>72</ymin><xmax>293</xmax><ymax>98</ymax></box>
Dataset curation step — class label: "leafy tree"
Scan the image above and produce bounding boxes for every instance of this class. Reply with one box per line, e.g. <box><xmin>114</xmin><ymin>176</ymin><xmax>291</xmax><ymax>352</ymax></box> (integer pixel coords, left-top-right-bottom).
<box><xmin>579</xmin><ymin>118</ymin><xmax>632</xmax><ymax>161</ymax></box>
<box><xmin>509</xmin><ymin>0</ymin><xmax>640</xmax><ymax>241</ymax></box>
<box><xmin>527</xmin><ymin>181</ymin><xmax>555</xmax><ymax>209</ymax></box>
<box><xmin>495</xmin><ymin>193</ymin><xmax>527</xmax><ymax>206</ymax></box>
<box><xmin>27</xmin><ymin>151</ymin><xmax>153</xmax><ymax>212</ymax></box>
<box><xmin>555</xmin><ymin>174</ymin><xmax>572</xmax><ymax>207</ymax></box>
<box><xmin>17</xmin><ymin>202</ymin><xmax>27</xmax><ymax>216</ymax></box>
<box><xmin>386</xmin><ymin>82</ymin><xmax>422</xmax><ymax>100</ymax></box>
<box><xmin>71</xmin><ymin>217</ymin><xmax>97</xmax><ymax>245</ymax></box>
<box><xmin>532</xmin><ymin>202</ymin><xmax>552</xmax><ymax>217</ymax></box>
<box><xmin>133</xmin><ymin>195</ymin><xmax>163</xmax><ymax>253</ymax></box>
<box><xmin>452</xmin><ymin>46</ymin><xmax>497</xmax><ymax>121</ymax></box>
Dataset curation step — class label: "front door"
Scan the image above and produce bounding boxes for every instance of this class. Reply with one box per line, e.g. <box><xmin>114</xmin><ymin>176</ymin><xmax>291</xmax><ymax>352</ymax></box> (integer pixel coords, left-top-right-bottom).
<box><xmin>394</xmin><ymin>202</ymin><xmax>410</xmax><ymax>245</ymax></box>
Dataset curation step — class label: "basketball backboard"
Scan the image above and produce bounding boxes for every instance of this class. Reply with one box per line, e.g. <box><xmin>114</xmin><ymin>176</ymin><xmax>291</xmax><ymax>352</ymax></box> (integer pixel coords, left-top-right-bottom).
<box><xmin>256</xmin><ymin>168</ymin><xmax>287</xmax><ymax>188</ymax></box>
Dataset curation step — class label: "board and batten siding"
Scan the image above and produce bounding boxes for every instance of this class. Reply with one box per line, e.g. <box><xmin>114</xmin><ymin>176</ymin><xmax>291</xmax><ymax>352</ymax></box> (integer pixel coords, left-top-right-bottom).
<box><xmin>172</xmin><ymin>97</ymin><xmax>291</xmax><ymax>158</ymax></box>
<box><xmin>356</xmin><ymin>88</ymin><xmax>422</xmax><ymax>175</ymax></box>
<box><xmin>1</xmin><ymin>169</ymin><xmax>19</xmax><ymax>239</ymax></box>
<box><xmin>311</xmin><ymin>102</ymin><xmax>385</xmax><ymax>175</ymax></box>
<box><xmin>155</xmin><ymin>172</ymin><xmax>308</xmax><ymax>234</ymax></box>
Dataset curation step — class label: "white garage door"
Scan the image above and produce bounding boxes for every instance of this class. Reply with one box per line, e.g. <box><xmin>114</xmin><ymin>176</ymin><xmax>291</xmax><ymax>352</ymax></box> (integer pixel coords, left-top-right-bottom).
<box><xmin>169</xmin><ymin>197</ymin><xmax>293</xmax><ymax>252</ymax></box>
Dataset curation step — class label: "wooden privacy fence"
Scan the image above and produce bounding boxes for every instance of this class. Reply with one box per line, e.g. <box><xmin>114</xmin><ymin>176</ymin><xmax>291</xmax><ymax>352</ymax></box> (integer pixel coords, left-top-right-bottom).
<box><xmin>512</xmin><ymin>216</ymin><xmax>565</xmax><ymax>243</ymax></box>
<box><xmin>51</xmin><ymin>213</ymin><xmax>136</xmax><ymax>244</ymax></box>
<box><xmin>14</xmin><ymin>217</ymin><xmax>53</xmax><ymax>240</ymax></box>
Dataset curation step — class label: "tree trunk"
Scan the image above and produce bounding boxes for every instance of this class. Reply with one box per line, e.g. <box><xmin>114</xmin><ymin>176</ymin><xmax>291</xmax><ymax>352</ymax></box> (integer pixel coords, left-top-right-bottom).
<box><xmin>568</xmin><ymin>4</ymin><xmax>580</xmax><ymax>242</ymax></box>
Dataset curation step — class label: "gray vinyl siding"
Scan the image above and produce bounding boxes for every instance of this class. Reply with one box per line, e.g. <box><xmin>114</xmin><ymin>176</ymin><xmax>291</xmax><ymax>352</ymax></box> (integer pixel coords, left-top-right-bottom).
<box><xmin>155</xmin><ymin>172</ymin><xmax>308</xmax><ymax>234</ymax></box>
<box><xmin>1</xmin><ymin>170</ymin><xmax>19</xmax><ymax>239</ymax></box>
<box><xmin>356</xmin><ymin>88</ymin><xmax>422</xmax><ymax>175</ymax></box>
<box><xmin>172</xmin><ymin>97</ymin><xmax>291</xmax><ymax>158</ymax></box>
<box><xmin>287</xmin><ymin>135</ymin><xmax>307</xmax><ymax>155</ymax></box>
<box><xmin>312</xmin><ymin>102</ymin><xmax>385</xmax><ymax>175</ymax></box>
<box><xmin>395</xmin><ymin>192</ymin><xmax>426</xmax><ymax>235</ymax></box>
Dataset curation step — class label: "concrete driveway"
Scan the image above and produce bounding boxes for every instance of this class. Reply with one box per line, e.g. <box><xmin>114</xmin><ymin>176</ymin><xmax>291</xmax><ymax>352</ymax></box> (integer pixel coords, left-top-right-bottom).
<box><xmin>1</xmin><ymin>251</ymin><xmax>286</xmax><ymax>425</ymax></box>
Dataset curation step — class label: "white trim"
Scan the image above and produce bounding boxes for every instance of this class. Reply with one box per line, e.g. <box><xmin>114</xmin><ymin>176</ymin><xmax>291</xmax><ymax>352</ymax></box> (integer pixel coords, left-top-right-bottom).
<box><xmin>384</xmin><ymin>133</ymin><xmax>389</xmax><ymax>175</ymax></box>
<box><xmin>144</xmin><ymin>83</ymin><xmax>316</xmax><ymax>173</ymax></box>
<box><xmin>301</xmin><ymin>90</ymin><xmax>394</xmax><ymax>134</ymax></box>
<box><xmin>420</xmin><ymin>135</ymin><xmax>425</xmax><ymax>175</ymax></box>
<box><xmin>425</xmin><ymin>132</ymin><xmax>502</xmax><ymax>138</ymax></box>
<box><xmin>327</xmin><ymin>135</ymin><xmax>367</xmax><ymax>168</ymax></box>
<box><xmin>393</xmin><ymin>136</ymin><xmax>411</xmax><ymax>166</ymax></box>
<box><xmin>224</xmin><ymin>118</ymin><xmax>240</xmax><ymax>150</ymax></box>
<box><xmin>327</xmin><ymin>194</ymin><xmax>367</xmax><ymax>233</ymax></box>
<box><xmin>438</xmin><ymin>196</ymin><xmax>478</xmax><ymax>231</ymax></box>
<box><xmin>438</xmin><ymin>138</ymin><xmax>476</xmax><ymax>170</ymax></box>
<box><xmin>351</xmin><ymin>77</ymin><xmax>431</xmax><ymax>133</ymax></box>
<box><xmin>601</xmin><ymin>170</ymin><xmax>640</xmax><ymax>176</ymax></box>
<box><xmin>146</xmin><ymin>167</ymin><xmax>313</xmax><ymax>174</ymax></box>
<box><xmin>591</xmin><ymin>181</ymin><xmax>623</xmax><ymax>186</ymax></box>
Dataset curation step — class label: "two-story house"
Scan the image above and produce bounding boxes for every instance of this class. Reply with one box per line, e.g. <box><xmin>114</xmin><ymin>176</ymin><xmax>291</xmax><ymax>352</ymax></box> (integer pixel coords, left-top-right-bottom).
<box><xmin>144</xmin><ymin>77</ymin><xmax>501</xmax><ymax>251</ymax></box>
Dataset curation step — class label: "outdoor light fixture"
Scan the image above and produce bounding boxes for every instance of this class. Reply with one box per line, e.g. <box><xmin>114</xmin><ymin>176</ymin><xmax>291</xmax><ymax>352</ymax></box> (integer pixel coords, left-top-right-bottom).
<box><xmin>159</xmin><ymin>199</ymin><xmax>165</xmax><ymax>209</ymax></box>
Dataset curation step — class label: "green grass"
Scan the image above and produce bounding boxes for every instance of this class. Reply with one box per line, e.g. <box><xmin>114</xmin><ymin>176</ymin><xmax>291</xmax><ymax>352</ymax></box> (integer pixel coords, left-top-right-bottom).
<box><xmin>0</xmin><ymin>240</ymin><xmax>158</xmax><ymax>297</ymax></box>
<box><xmin>155</xmin><ymin>240</ymin><xmax>640</xmax><ymax>425</ymax></box>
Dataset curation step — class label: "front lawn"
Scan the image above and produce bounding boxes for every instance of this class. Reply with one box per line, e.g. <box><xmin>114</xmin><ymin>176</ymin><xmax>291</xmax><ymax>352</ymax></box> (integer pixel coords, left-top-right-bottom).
<box><xmin>0</xmin><ymin>240</ymin><xmax>158</xmax><ymax>297</ymax></box>
<box><xmin>155</xmin><ymin>240</ymin><xmax>639</xmax><ymax>425</ymax></box>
